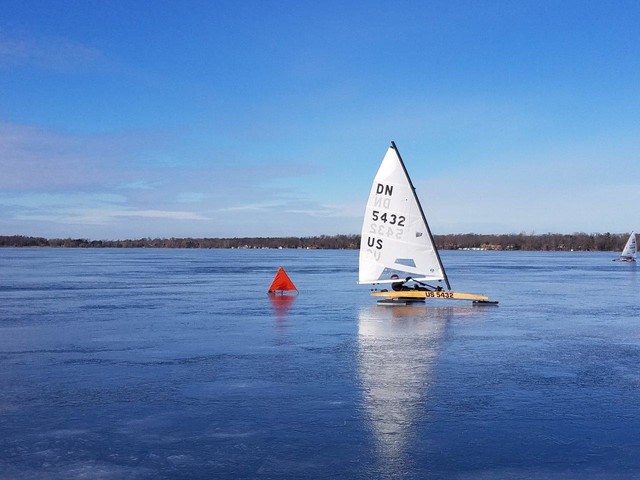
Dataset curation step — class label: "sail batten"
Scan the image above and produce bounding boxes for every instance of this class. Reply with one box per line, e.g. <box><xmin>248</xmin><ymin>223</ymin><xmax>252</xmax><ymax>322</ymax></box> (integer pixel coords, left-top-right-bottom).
<box><xmin>358</xmin><ymin>276</ymin><xmax>443</xmax><ymax>285</ymax></box>
<box><xmin>358</xmin><ymin>143</ymin><xmax>449</xmax><ymax>288</ymax></box>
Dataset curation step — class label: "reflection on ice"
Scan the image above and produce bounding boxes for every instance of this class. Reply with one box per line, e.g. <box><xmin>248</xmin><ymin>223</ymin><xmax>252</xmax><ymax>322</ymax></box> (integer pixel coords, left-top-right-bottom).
<box><xmin>268</xmin><ymin>294</ymin><xmax>296</xmax><ymax>316</ymax></box>
<box><xmin>268</xmin><ymin>295</ymin><xmax>297</xmax><ymax>330</ymax></box>
<box><xmin>357</xmin><ymin>305</ymin><xmax>460</xmax><ymax>474</ymax></box>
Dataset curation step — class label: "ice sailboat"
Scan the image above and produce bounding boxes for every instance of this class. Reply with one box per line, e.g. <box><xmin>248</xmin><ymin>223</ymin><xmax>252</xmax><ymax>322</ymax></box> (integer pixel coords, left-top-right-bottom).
<box><xmin>358</xmin><ymin>142</ymin><xmax>497</xmax><ymax>305</ymax></box>
<box><xmin>613</xmin><ymin>232</ymin><xmax>637</xmax><ymax>262</ymax></box>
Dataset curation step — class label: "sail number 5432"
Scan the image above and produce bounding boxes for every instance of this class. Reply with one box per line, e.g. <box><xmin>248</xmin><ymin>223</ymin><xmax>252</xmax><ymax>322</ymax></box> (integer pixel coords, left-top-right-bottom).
<box><xmin>372</xmin><ymin>210</ymin><xmax>405</xmax><ymax>226</ymax></box>
<box><xmin>424</xmin><ymin>291</ymin><xmax>454</xmax><ymax>299</ymax></box>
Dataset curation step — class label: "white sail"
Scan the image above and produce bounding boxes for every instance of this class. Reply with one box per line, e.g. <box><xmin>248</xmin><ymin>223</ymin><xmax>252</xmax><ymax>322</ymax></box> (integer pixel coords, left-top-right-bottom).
<box><xmin>359</xmin><ymin>143</ymin><xmax>448</xmax><ymax>287</ymax></box>
<box><xmin>620</xmin><ymin>231</ymin><xmax>637</xmax><ymax>259</ymax></box>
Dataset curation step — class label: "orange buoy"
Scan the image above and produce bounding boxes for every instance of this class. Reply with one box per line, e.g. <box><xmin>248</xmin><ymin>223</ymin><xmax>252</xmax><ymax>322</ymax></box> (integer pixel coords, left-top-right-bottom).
<box><xmin>267</xmin><ymin>266</ymin><xmax>298</xmax><ymax>295</ymax></box>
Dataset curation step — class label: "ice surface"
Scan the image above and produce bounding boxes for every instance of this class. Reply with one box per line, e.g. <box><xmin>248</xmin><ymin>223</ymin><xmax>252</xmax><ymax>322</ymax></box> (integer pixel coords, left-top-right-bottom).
<box><xmin>1</xmin><ymin>248</ymin><xmax>639</xmax><ymax>479</ymax></box>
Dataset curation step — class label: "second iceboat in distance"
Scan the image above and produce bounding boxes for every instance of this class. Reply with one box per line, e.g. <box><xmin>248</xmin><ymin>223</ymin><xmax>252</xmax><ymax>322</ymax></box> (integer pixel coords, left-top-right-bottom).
<box><xmin>358</xmin><ymin>141</ymin><xmax>498</xmax><ymax>305</ymax></box>
<box><xmin>613</xmin><ymin>231</ymin><xmax>636</xmax><ymax>262</ymax></box>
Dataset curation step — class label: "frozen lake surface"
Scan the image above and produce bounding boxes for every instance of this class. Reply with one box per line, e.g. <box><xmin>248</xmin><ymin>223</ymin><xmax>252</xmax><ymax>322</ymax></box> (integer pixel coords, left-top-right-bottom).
<box><xmin>1</xmin><ymin>248</ymin><xmax>639</xmax><ymax>479</ymax></box>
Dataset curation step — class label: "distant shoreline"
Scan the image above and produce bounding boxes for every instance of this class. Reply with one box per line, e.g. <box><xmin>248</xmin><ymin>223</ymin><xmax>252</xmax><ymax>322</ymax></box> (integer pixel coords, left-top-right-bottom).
<box><xmin>0</xmin><ymin>233</ymin><xmax>630</xmax><ymax>252</ymax></box>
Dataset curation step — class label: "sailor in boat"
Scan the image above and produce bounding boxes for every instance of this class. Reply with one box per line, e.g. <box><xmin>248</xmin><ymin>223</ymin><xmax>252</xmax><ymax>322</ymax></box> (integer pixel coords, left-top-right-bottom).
<box><xmin>390</xmin><ymin>274</ymin><xmax>442</xmax><ymax>292</ymax></box>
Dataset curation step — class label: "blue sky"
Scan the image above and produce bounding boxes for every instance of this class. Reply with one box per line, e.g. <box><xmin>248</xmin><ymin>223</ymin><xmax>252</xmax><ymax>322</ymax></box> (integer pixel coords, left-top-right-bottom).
<box><xmin>1</xmin><ymin>1</ymin><xmax>639</xmax><ymax>239</ymax></box>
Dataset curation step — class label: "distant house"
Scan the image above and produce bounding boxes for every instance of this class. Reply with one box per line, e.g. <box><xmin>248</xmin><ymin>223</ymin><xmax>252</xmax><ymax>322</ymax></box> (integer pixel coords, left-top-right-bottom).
<box><xmin>480</xmin><ymin>243</ymin><xmax>503</xmax><ymax>251</ymax></box>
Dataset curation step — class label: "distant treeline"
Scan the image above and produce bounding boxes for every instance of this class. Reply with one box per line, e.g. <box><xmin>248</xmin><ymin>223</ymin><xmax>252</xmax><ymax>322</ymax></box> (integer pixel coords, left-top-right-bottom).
<box><xmin>0</xmin><ymin>235</ymin><xmax>360</xmax><ymax>250</ymax></box>
<box><xmin>0</xmin><ymin>232</ymin><xmax>632</xmax><ymax>251</ymax></box>
<box><xmin>436</xmin><ymin>232</ymin><xmax>627</xmax><ymax>251</ymax></box>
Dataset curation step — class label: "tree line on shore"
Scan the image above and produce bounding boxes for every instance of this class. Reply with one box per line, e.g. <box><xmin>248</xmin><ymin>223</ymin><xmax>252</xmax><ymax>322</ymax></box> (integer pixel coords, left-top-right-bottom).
<box><xmin>0</xmin><ymin>232</ymin><xmax>632</xmax><ymax>251</ymax></box>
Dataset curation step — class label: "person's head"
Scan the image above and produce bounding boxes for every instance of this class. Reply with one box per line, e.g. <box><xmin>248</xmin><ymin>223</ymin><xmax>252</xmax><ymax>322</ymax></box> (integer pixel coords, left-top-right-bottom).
<box><xmin>390</xmin><ymin>274</ymin><xmax>399</xmax><ymax>280</ymax></box>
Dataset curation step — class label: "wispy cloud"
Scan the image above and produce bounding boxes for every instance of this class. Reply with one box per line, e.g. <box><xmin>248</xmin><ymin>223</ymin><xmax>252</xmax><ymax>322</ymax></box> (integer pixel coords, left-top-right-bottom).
<box><xmin>0</xmin><ymin>122</ymin><xmax>175</xmax><ymax>190</ymax></box>
<box><xmin>216</xmin><ymin>199</ymin><xmax>359</xmax><ymax>220</ymax></box>
<box><xmin>284</xmin><ymin>203</ymin><xmax>357</xmax><ymax>218</ymax></box>
<box><xmin>116</xmin><ymin>181</ymin><xmax>164</xmax><ymax>191</ymax></box>
<box><xmin>0</xmin><ymin>122</ymin><xmax>111</xmax><ymax>189</ymax></box>
<box><xmin>176</xmin><ymin>192</ymin><xmax>209</xmax><ymax>203</ymax></box>
<box><xmin>14</xmin><ymin>208</ymin><xmax>208</xmax><ymax>225</ymax></box>
<box><xmin>111</xmin><ymin>210</ymin><xmax>208</xmax><ymax>220</ymax></box>
<box><xmin>416</xmin><ymin>156</ymin><xmax>640</xmax><ymax>234</ymax></box>
<box><xmin>0</xmin><ymin>32</ymin><xmax>108</xmax><ymax>71</ymax></box>
<box><xmin>217</xmin><ymin>202</ymin><xmax>282</xmax><ymax>212</ymax></box>
<box><xmin>0</xmin><ymin>192</ymin><xmax>126</xmax><ymax>210</ymax></box>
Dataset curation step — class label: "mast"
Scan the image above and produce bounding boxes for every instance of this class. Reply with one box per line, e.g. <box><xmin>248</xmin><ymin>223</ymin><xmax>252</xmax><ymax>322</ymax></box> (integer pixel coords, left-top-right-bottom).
<box><xmin>390</xmin><ymin>141</ymin><xmax>452</xmax><ymax>291</ymax></box>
